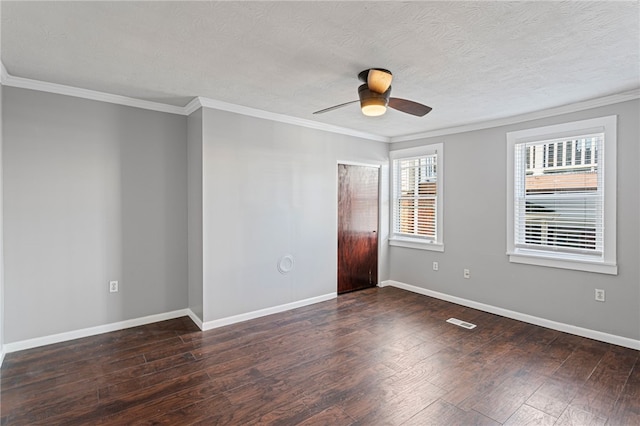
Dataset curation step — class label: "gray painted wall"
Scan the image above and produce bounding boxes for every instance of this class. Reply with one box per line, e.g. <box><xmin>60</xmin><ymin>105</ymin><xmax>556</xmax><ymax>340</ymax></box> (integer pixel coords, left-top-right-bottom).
<box><xmin>187</xmin><ymin>108</ymin><xmax>203</xmax><ymax>320</ymax></box>
<box><xmin>389</xmin><ymin>99</ymin><xmax>640</xmax><ymax>340</ymax></box>
<box><xmin>3</xmin><ymin>87</ymin><xmax>188</xmax><ymax>342</ymax></box>
<box><xmin>2</xmin><ymin>81</ymin><xmax>636</xmax><ymax>348</ymax></box>
<box><xmin>200</xmin><ymin>108</ymin><xmax>389</xmax><ymax>322</ymax></box>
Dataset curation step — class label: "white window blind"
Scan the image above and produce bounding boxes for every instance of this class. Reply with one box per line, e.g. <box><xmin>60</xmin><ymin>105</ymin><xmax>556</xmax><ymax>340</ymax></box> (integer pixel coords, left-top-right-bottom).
<box><xmin>507</xmin><ymin>115</ymin><xmax>616</xmax><ymax>274</ymax></box>
<box><xmin>393</xmin><ymin>154</ymin><xmax>438</xmax><ymax>240</ymax></box>
<box><xmin>514</xmin><ymin>133</ymin><xmax>604</xmax><ymax>257</ymax></box>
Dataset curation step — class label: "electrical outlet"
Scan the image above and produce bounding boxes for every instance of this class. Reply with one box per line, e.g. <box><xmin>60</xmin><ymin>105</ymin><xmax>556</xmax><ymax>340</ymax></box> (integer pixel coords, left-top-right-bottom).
<box><xmin>109</xmin><ymin>281</ymin><xmax>119</xmax><ymax>293</ymax></box>
<box><xmin>463</xmin><ymin>269</ymin><xmax>470</xmax><ymax>279</ymax></box>
<box><xmin>433</xmin><ymin>262</ymin><xmax>439</xmax><ymax>271</ymax></box>
<box><xmin>595</xmin><ymin>289</ymin><xmax>605</xmax><ymax>302</ymax></box>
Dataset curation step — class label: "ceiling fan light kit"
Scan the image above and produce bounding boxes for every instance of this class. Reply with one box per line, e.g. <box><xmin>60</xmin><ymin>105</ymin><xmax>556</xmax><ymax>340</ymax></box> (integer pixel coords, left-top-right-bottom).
<box><xmin>314</xmin><ymin>68</ymin><xmax>432</xmax><ymax>118</ymax></box>
<box><xmin>359</xmin><ymin>84</ymin><xmax>390</xmax><ymax>117</ymax></box>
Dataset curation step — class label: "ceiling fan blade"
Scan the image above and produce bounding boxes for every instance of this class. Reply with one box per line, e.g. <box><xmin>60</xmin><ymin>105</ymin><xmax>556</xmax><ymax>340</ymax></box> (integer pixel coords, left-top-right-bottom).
<box><xmin>388</xmin><ymin>98</ymin><xmax>432</xmax><ymax>117</ymax></box>
<box><xmin>313</xmin><ymin>100</ymin><xmax>358</xmax><ymax>114</ymax></box>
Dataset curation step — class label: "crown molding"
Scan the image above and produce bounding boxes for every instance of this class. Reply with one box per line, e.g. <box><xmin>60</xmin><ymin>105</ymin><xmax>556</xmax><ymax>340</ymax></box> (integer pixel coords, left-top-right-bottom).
<box><xmin>2</xmin><ymin>65</ymin><xmax>636</xmax><ymax>144</ymax></box>
<box><xmin>187</xmin><ymin>96</ymin><xmax>390</xmax><ymax>142</ymax></box>
<box><xmin>2</xmin><ymin>72</ymin><xmax>185</xmax><ymax>115</ymax></box>
<box><xmin>1</xmin><ymin>68</ymin><xmax>388</xmax><ymax>142</ymax></box>
<box><xmin>183</xmin><ymin>97</ymin><xmax>203</xmax><ymax>116</ymax></box>
<box><xmin>391</xmin><ymin>89</ymin><xmax>640</xmax><ymax>143</ymax></box>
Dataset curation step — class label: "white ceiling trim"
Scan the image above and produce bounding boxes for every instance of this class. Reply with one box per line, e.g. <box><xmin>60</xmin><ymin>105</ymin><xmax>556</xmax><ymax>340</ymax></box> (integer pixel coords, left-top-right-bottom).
<box><xmin>1</xmin><ymin>64</ymin><xmax>637</xmax><ymax>145</ymax></box>
<box><xmin>183</xmin><ymin>97</ymin><xmax>204</xmax><ymax>116</ymax></box>
<box><xmin>1</xmin><ymin>67</ymin><xmax>388</xmax><ymax>142</ymax></box>
<box><xmin>391</xmin><ymin>89</ymin><xmax>640</xmax><ymax>143</ymax></box>
<box><xmin>2</xmin><ymin>70</ymin><xmax>185</xmax><ymax>115</ymax></box>
<box><xmin>189</xmin><ymin>97</ymin><xmax>390</xmax><ymax>143</ymax></box>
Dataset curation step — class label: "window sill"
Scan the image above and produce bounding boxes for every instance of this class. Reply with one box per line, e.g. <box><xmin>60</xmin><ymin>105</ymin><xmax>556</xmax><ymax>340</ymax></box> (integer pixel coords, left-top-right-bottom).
<box><xmin>389</xmin><ymin>238</ymin><xmax>444</xmax><ymax>252</ymax></box>
<box><xmin>507</xmin><ymin>250</ymin><xmax>617</xmax><ymax>275</ymax></box>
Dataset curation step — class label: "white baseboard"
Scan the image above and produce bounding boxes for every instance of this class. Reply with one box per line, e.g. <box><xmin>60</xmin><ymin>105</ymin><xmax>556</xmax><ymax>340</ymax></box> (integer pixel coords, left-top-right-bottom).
<box><xmin>3</xmin><ymin>308</ymin><xmax>193</xmax><ymax>354</ymax></box>
<box><xmin>2</xmin><ymin>293</ymin><xmax>337</xmax><ymax>356</ymax></box>
<box><xmin>201</xmin><ymin>293</ymin><xmax>337</xmax><ymax>331</ymax></box>
<box><xmin>380</xmin><ymin>280</ymin><xmax>640</xmax><ymax>350</ymax></box>
<box><xmin>186</xmin><ymin>308</ymin><xmax>204</xmax><ymax>330</ymax></box>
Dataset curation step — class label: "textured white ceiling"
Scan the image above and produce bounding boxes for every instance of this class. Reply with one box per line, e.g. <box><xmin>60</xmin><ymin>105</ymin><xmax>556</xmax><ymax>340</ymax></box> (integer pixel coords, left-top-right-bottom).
<box><xmin>2</xmin><ymin>1</ymin><xmax>639</xmax><ymax>139</ymax></box>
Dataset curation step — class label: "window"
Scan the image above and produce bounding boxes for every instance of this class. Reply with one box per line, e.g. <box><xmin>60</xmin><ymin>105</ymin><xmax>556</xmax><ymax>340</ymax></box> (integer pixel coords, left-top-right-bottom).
<box><xmin>507</xmin><ymin>116</ymin><xmax>617</xmax><ymax>274</ymax></box>
<box><xmin>390</xmin><ymin>144</ymin><xmax>444</xmax><ymax>251</ymax></box>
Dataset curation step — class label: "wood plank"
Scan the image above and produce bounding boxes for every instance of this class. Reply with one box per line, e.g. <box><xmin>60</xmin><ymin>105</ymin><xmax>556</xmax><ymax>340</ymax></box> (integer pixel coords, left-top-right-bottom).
<box><xmin>503</xmin><ymin>404</ymin><xmax>557</xmax><ymax>426</ymax></box>
<box><xmin>401</xmin><ymin>399</ymin><xmax>499</xmax><ymax>426</ymax></box>
<box><xmin>607</xmin><ymin>357</ymin><xmax>640</xmax><ymax>426</ymax></box>
<box><xmin>526</xmin><ymin>376</ymin><xmax>583</xmax><ymax>418</ymax></box>
<box><xmin>555</xmin><ymin>405</ymin><xmax>607</xmax><ymax>426</ymax></box>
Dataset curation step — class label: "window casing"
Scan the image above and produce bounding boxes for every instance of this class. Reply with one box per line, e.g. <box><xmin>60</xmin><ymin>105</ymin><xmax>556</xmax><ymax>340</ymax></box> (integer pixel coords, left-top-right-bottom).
<box><xmin>506</xmin><ymin>116</ymin><xmax>617</xmax><ymax>274</ymax></box>
<box><xmin>390</xmin><ymin>144</ymin><xmax>444</xmax><ymax>251</ymax></box>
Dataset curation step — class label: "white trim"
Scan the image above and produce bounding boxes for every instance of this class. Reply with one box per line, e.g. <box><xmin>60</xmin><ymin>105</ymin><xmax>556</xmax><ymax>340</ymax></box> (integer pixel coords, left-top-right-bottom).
<box><xmin>1</xmin><ymin>67</ymin><xmax>636</xmax><ymax>144</ymax></box>
<box><xmin>389</xmin><ymin>239</ymin><xmax>445</xmax><ymax>252</ymax></box>
<box><xmin>3</xmin><ymin>309</ymin><xmax>193</xmax><ymax>354</ymax></box>
<box><xmin>195</xmin><ymin>96</ymin><xmax>389</xmax><ymax>142</ymax></box>
<box><xmin>187</xmin><ymin>309</ymin><xmax>204</xmax><ymax>331</ymax></box>
<box><xmin>507</xmin><ymin>252</ymin><xmax>618</xmax><ymax>275</ymax></box>
<box><xmin>2</xmin><ymin>73</ymin><xmax>185</xmax><ymax>115</ymax></box>
<box><xmin>201</xmin><ymin>293</ymin><xmax>336</xmax><ymax>331</ymax></box>
<box><xmin>391</xmin><ymin>89</ymin><xmax>640</xmax><ymax>143</ymax></box>
<box><xmin>390</xmin><ymin>143</ymin><xmax>444</xmax><ymax>250</ymax></box>
<box><xmin>183</xmin><ymin>97</ymin><xmax>389</xmax><ymax>142</ymax></box>
<box><xmin>506</xmin><ymin>115</ymin><xmax>617</xmax><ymax>275</ymax></box>
<box><xmin>0</xmin><ymin>348</ymin><xmax>5</xmax><ymax>368</ymax></box>
<box><xmin>337</xmin><ymin>160</ymin><xmax>381</xmax><ymax>168</ymax></box>
<box><xmin>0</xmin><ymin>71</ymin><xmax>387</xmax><ymax>141</ymax></box>
<box><xmin>389</xmin><ymin>144</ymin><xmax>441</xmax><ymax>159</ymax></box>
<box><xmin>183</xmin><ymin>97</ymin><xmax>203</xmax><ymax>116</ymax></box>
<box><xmin>1</xmin><ymin>293</ymin><xmax>336</xmax><ymax>354</ymax></box>
<box><xmin>380</xmin><ymin>280</ymin><xmax>640</xmax><ymax>350</ymax></box>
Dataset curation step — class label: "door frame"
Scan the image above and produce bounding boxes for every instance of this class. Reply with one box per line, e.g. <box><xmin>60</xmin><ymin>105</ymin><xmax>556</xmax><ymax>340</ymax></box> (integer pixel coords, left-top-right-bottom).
<box><xmin>336</xmin><ymin>160</ymin><xmax>387</xmax><ymax>291</ymax></box>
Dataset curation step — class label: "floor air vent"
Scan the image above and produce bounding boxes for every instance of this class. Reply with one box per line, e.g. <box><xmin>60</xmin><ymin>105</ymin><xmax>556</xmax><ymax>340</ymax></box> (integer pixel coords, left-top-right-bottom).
<box><xmin>446</xmin><ymin>318</ymin><xmax>476</xmax><ymax>329</ymax></box>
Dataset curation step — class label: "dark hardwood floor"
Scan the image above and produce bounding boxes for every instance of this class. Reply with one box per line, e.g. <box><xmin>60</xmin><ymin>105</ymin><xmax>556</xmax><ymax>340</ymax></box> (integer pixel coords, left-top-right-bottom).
<box><xmin>1</xmin><ymin>287</ymin><xmax>638</xmax><ymax>425</ymax></box>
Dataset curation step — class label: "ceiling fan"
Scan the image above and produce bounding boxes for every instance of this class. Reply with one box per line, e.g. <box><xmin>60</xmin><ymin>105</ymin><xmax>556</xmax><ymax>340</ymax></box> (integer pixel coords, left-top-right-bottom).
<box><xmin>313</xmin><ymin>68</ymin><xmax>432</xmax><ymax>117</ymax></box>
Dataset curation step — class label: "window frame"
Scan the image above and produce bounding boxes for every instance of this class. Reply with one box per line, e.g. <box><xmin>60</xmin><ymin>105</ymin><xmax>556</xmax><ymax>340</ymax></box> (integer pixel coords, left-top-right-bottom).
<box><xmin>506</xmin><ymin>116</ymin><xmax>617</xmax><ymax>275</ymax></box>
<box><xmin>389</xmin><ymin>143</ymin><xmax>444</xmax><ymax>252</ymax></box>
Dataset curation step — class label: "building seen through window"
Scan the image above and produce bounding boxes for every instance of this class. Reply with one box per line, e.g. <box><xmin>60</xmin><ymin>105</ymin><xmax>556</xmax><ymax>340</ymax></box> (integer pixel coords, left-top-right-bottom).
<box><xmin>517</xmin><ymin>134</ymin><xmax>602</xmax><ymax>253</ymax></box>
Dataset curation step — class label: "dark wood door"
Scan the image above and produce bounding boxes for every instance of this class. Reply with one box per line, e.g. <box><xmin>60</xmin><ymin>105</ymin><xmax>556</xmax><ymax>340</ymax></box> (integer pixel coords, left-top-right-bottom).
<box><xmin>338</xmin><ymin>164</ymin><xmax>379</xmax><ymax>294</ymax></box>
